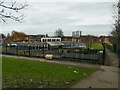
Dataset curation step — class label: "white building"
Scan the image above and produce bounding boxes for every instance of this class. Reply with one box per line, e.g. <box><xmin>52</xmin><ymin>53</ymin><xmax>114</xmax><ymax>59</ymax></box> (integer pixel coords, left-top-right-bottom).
<box><xmin>28</xmin><ymin>34</ymin><xmax>46</xmax><ymax>42</ymax></box>
<box><xmin>41</xmin><ymin>38</ymin><xmax>61</xmax><ymax>43</ymax></box>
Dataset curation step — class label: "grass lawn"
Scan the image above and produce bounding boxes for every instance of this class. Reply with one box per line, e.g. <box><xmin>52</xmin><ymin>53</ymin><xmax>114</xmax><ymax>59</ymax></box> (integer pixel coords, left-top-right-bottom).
<box><xmin>2</xmin><ymin>57</ymin><xmax>97</xmax><ymax>88</ymax></box>
<box><xmin>90</xmin><ymin>43</ymin><xmax>104</xmax><ymax>50</ymax></box>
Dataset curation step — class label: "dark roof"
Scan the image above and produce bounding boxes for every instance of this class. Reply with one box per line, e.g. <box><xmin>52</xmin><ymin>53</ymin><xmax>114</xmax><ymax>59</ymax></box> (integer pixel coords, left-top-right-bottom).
<box><xmin>8</xmin><ymin>42</ymin><xmax>46</xmax><ymax>46</ymax></box>
<box><xmin>47</xmin><ymin>42</ymin><xmax>64</xmax><ymax>46</ymax></box>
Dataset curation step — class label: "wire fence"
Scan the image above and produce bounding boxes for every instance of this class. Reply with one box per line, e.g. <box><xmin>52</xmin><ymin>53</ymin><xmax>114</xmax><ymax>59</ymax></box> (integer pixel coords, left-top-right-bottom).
<box><xmin>1</xmin><ymin>43</ymin><xmax>105</xmax><ymax>64</ymax></box>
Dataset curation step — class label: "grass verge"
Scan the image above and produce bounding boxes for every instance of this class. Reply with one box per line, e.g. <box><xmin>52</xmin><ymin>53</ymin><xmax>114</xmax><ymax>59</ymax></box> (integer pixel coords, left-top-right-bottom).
<box><xmin>2</xmin><ymin>56</ymin><xmax>97</xmax><ymax>88</ymax></box>
<box><xmin>90</xmin><ymin>43</ymin><xmax>104</xmax><ymax>50</ymax></box>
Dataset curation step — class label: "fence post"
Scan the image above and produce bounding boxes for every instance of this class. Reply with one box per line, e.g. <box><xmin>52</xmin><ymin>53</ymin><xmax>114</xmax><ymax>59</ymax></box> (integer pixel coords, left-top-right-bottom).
<box><xmin>16</xmin><ymin>45</ymin><xmax>18</xmax><ymax>55</ymax></box>
<box><xmin>60</xmin><ymin>46</ymin><xmax>62</xmax><ymax>59</ymax></box>
<box><xmin>43</xmin><ymin>45</ymin><xmax>44</xmax><ymax>57</ymax></box>
<box><xmin>28</xmin><ymin>45</ymin><xmax>30</xmax><ymax>56</ymax></box>
<box><xmin>102</xmin><ymin>43</ymin><xmax>105</xmax><ymax>65</ymax></box>
<box><xmin>6</xmin><ymin>43</ymin><xmax>7</xmax><ymax>54</ymax></box>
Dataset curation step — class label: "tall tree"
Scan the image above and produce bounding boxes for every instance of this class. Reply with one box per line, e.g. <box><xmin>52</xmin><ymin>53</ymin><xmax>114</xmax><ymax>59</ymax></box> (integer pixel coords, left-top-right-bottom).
<box><xmin>10</xmin><ymin>30</ymin><xmax>27</xmax><ymax>42</ymax></box>
<box><xmin>0</xmin><ymin>33</ymin><xmax>5</xmax><ymax>39</ymax></box>
<box><xmin>111</xmin><ymin>0</ymin><xmax>120</xmax><ymax>47</ymax></box>
<box><xmin>0</xmin><ymin>0</ymin><xmax>27</xmax><ymax>22</ymax></box>
<box><xmin>0</xmin><ymin>33</ymin><xmax>5</xmax><ymax>42</ymax></box>
<box><xmin>55</xmin><ymin>28</ymin><xmax>64</xmax><ymax>37</ymax></box>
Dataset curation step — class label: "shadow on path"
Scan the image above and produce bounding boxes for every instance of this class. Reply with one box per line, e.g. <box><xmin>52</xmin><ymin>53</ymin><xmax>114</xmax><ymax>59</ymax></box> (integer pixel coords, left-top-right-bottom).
<box><xmin>105</xmin><ymin>48</ymin><xmax>119</xmax><ymax>67</ymax></box>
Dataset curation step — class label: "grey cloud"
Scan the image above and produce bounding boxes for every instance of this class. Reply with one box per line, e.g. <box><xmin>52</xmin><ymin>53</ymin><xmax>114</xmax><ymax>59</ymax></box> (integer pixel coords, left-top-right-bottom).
<box><xmin>1</xmin><ymin>2</ymin><xmax>115</xmax><ymax>36</ymax></box>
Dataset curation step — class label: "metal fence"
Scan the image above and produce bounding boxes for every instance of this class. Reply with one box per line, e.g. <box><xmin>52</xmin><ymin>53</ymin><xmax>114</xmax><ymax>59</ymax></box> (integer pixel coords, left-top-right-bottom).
<box><xmin>1</xmin><ymin>43</ymin><xmax>104</xmax><ymax>64</ymax></box>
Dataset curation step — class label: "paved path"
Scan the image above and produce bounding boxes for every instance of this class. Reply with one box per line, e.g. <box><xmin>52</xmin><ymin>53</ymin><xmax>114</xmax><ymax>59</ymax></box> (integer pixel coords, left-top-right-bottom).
<box><xmin>72</xmin><ymin>48</ymin><xmax>119</xmax><ymax>88</ymax></box>
<box><xmin>105</xmin><ymin>48</ymin><xmax>119</xmax><ymax>66</ymax></box>
<box><xmin>72</xmin><ymin>66</ymin><xmax>118</xmax><ymax>88</ymax></box>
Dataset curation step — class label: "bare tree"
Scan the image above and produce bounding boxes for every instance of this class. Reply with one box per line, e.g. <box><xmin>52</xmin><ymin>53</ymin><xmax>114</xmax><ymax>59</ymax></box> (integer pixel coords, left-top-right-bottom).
<box><xmin>0</xmin><ymin>0</ymin><xmax>28</xmax><ymax>22</ymax></box>
<box><xmin>6</xmin><ymin>30</ymin><xmax>27</xmax><ymax>42</ymax></box>
<box><xmin>111</xmin><ymin>0</ymin><xmax>120</xmax><ymax>47</ymax></box>
<box><xmin>55</xmin><ymin>28</ymin><xmax>64</xmax><ymax>37</ymax></box>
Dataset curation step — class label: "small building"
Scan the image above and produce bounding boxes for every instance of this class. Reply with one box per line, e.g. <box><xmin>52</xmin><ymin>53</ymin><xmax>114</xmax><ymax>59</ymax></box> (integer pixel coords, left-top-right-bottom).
<box><xmin>61</xmin><ymin>36</ymin><xmax>81</xmax><ymax>42</ymax></box>
<box><xmin>47</xmin><ymin>42</ymin><xmax>64</xmax><ymax>50</ymax></box>
<box><xmin>27</xmin><ymin>34</ymin><xmax>47</xmax><ymax>42</ymax></box>
<box><xmin>41</xmin><ymin>38</ymin><xmax>61</xmax><ymax>43</ymax></box>
<box><xmin>79</xmin><ymin>35</ymin><xmax>103</xmax><ymax>44</ymax></box>
<box><xmin>99</xmin><ymin>36</ymin><xmax>110</xmax><ymax>44</ymax></box>
<box><xmin>62</xmin><ymin>41</ymin><xmax>86</xmax><ymax>48</ymax></box>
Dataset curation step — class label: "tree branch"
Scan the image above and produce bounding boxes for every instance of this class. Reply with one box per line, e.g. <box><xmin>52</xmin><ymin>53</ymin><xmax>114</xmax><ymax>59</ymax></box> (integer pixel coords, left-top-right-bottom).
<box><xmin>0</xmin><ymin>1</ymin><xmax>28</xmax><ymax>12</ymax></box>
<box><xmin>0</xmin><ymin>13</ymin><xmax>24</xmax><ymax>22</ymax></box>
<box><xmin>0</xmin><ymin>0</ymin><xmax>27</xmax><ymax>22</ymax></box>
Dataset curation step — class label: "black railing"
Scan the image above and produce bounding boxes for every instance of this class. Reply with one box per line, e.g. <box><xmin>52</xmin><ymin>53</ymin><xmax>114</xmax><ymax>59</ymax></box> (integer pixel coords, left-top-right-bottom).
<box><xmin>1</xmin><ymin>43</ymin><xmax>105</xmax><ymax>64</ymax></box>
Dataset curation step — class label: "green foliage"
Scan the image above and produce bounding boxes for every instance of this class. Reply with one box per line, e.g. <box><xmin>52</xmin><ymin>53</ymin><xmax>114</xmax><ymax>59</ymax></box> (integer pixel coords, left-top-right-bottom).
<box><xmin>2</xmin><ymin>57</ymin><xmax>97</xmax><ymax>88</ymax></box>
<box><xmin>55</xmin><ymin>28</ymin><xmax>64</xmax><ymax>37</ymax></box>
<box><xmin>90</xmin><ymin>43</ymin><xmax>104</xmax><ymax>50</ymax></box>
<box><xmin>0</xmin><ymin>33</ymin><xmax>6</xmax><ymax>38</ymax></box>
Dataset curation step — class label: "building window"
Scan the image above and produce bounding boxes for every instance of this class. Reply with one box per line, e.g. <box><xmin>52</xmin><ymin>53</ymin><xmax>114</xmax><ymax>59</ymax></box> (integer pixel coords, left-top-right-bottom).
<box><xmin>44</xmin><ymin>39</ymin><xmax>46</xmax><ymax>42</ymax></box>
<box><xmin>52</xmin><ymin>39</ymin><xmax>54</xmax><ymax>41</ymax></box>
<box><xmin>48</xmin><ymin>39</ymin><xmax>50</xmax><ymax>42</ymax></box>
<box><xmin>43</xmin><ymin>39</ymin><xmax>45</xmax><ymax>42</ymax></box>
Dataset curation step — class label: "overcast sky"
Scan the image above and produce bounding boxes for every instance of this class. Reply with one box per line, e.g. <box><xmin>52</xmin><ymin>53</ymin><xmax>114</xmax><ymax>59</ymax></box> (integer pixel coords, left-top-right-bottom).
<box><xmin>0</xmin><ymin>0</ymin><xmax>118</xmax><ymax>36</ymax></box>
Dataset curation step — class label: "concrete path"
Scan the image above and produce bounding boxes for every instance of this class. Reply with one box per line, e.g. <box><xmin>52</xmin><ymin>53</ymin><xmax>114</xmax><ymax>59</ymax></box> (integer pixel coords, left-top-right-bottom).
<box><xmin>105</xmin><ymin>48</ymin><xmax>119</xmax><ymax>66</ymax></box>
<box><xmin>72</xmin><ymin>48</ymin><xmax>119</xmax><ymax>88</ymax></box>
<box><xmin>72</xmin><ymin>66</ymin><xmax>118</xmax><ymax>88</ymax></box>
